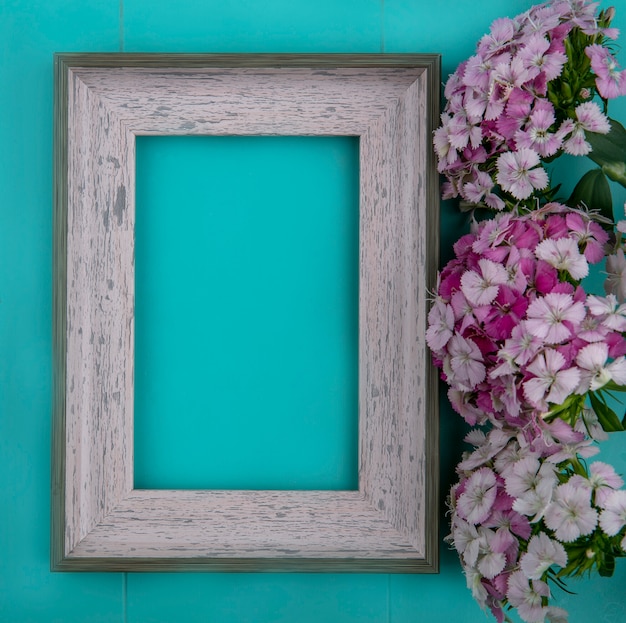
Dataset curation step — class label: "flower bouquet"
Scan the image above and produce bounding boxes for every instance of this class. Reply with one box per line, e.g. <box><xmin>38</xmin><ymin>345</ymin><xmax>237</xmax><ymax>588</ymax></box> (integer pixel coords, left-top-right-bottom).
<box><xmin>428</xmin><ymin>1</ymin><xmax>626</xmax><ymax>622</ymax></box>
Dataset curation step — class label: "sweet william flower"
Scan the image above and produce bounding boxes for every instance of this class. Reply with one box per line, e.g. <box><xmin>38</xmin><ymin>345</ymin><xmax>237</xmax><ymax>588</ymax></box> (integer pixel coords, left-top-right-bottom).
<box><xmin>605</xmin><ymin>249</ymin><xmax>626</xmax><ymax>302</ymax></box>
<box><xmin>447</xmin><ymin>334</ymin><xmax>487</xmax><ymax>390</ymax></box>
<box><xmin>575</xmin><ymin>342</ymin><xmax>613</xmax><ymax>391</ymax></box>
<box><xmin>461</xmin><ymin>258</ymin><xmax>509</xmax><ymax>306</ymax></box>
<box><xmin>520</xmin><ymin>532</ymin><xmax>567</xmax><ymax>579</ymax></box>
<box><xmin>583</xmin><ymin>461</ymin><xmax>624</xmax><ymax>507</ymax></box>
<box><xmin>431</xmin><ymin>3</ymin><xmax>626</xmax><ymax>622</ymax></box>
<box><xmin>514</xmin><ymin>100</ymin><xmax>563</xmax><ymax>157</ymax></box>
<box><xmin>599</xmin><ymin>489</ymin><xmax>626</xmax><ymax>535</ymax></box>
<box><xmin>562</xmin><ymin>102</ymin><xmax>611</xmax><ymax>155</ymax></box>
<box><xmin>496</xmin><ymin>148</ymin><xmax>549</xmax><ymax>200</ymax></box>
<box><xmin>534</xmin><ymin>237</ymin><xmax>589</xmax><ymax>280</ymax></box>
<box><xmin>457</xmin><ymin>467</ymin><xmax>498</xmax><ymax>524</ymax></box>
<box><xmin>506</xmin><ymin>571</ymin><xmax>550</xmax><ymax>623</ymax></box>
<box><xmin>517</xmin><ymin>33</ymin><xmax>567</xmax><ymax>81</ymax></box>
<box><xmin>585</xmin><ymin>44</ymin><xmax>626</xmax><ymax>99</ymax></box>
<box><xmin>426</xmin><ymin>300</ymin><xmax>455</xmax><ymax>351</ymax></box>
<box><xmin>525</xmin><ymin>293</ymin><xmax>585</xmax><ymax>344</ymax></box>
<box><xmin>544</xmin><ymin>482</ymin><xmax>598</xmax><ymax>542</ymax></box>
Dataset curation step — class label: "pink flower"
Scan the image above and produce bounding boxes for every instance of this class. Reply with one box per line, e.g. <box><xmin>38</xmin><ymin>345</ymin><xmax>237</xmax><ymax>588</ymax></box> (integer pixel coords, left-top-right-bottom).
<box><xmin>457</xmin><ymin>468</ymin><xmax>498</xmax><ymax>524</ymax></box>
<box><xmin>586</xmin><ymin>44</ymin><xmax>626</xmax><ymax>99</ymax></box>
<box><xmin>525</xmin><ymin>292</ymin><xmax>585</xmax><ymax>344</ymax></box>
<box><xmin>496</xmin><ymin>149</ymin><xmax>549</xmax><ymax>200</ymax></box>
<box><xmin>463</xmin><ymin>170</ymin><xmax>506</xmax><ymax>210</ymax></box>
<box><xmin>562</xmin><ymin>102</ymin><xmax>611</xmax><ymax>155</ymax></box>
<box><xmin>586</xmin><ymin>294</ymin><xmax>626</xmax><ymax>332</ymax></box>
<box><xmin>514</xmin><ymin>101</ymin><xmax>563</xmax><ymax>157</ymax></box>
<box><xmin>517</xmin><ymin>33</ymin><xmax>567</xmax><ymax>81</ymax></box>
<box><xmin>565</xmin><ymin>212</ymin><xmax>609</xmax><ymax>263</ymax></box>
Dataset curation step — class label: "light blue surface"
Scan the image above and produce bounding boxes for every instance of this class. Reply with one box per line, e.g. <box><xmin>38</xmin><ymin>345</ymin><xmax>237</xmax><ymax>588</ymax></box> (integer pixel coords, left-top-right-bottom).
<box><xmin>2</xmin><ymin>0</ymin><xmax>626</xmax><ymax>621</ymax></box>
<box><xmin>134</xmin><ymin>136</ymin><xmax>359</xmax><ymax>490</ymax></box>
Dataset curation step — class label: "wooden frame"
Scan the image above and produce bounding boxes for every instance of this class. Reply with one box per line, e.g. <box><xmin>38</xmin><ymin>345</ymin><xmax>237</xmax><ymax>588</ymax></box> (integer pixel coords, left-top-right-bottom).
<box><xmin>52</xmin><ymin>53</ymin><xmax>440</xmax><ymax>572</ymax></box>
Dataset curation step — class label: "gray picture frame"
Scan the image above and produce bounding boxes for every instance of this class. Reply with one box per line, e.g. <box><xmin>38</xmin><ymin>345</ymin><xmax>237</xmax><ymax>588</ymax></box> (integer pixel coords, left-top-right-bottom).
<box><xmin>52</xmin><ymin>53</ymin><xmax>440</xmax><ymax>572</ymax></box>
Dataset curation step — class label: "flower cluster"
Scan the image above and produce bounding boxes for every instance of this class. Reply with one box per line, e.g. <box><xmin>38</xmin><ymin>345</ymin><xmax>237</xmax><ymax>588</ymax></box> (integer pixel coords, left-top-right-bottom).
<box><xmin>434</xmin><ymin>0</ymin><xmax>625</xmax><ymax>211</ymax></box>
<box><xmin>449</xmin><ymin>431</ymin><xmax>626</xmax><ymax>623</ymax></box>
<box><xmin>427</xmin><ymin>205</ymin><xmax>626</xmax><ymax>430</ymax></box>
<box><xmin>427</xmin><ymin>206</ymin><xmax>626</xmax><ymax>622</ymax></box>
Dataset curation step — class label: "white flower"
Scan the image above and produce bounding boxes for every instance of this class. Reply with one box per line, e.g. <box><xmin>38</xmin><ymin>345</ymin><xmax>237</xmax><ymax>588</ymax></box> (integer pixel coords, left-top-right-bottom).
<box><xmin>523</xmin><ymin>349</ymin><xmax>581</xmax><ymax>407</ymax></box>
<box><xmin>576</xmin><ymin>342</ymin><xmax>612</xmax><ymax>391</ymax></box>
<box><xmin>507</xmin><ymin>571</ymin><xmax>551</xmax><ymax>623</ymax></box>
<box><xmin>599</xmin><ymin>490</ymin><xmax>626</xmax><ymax>536</ymax></box>
<box><xmin>476</xmin><ymin>528</ymin><xmax>507</xmax><ymax>579</ymax></box>
<box><xmin>605</xmin><ymin>249</ymin><xmax>626</xmax><ymax>303</ymax></box>
<box><xmin>460</xmin><ymin>258</ymin><xmax>509</xmax><ymax>306</ymax></box>
<box><xmin>465</xmin><ymin>567</ymin><xmax>489</xmax><ymax>607</ymax></box>
<box><xmin>458</xmin><ymin>428</ymin><xmax>513</xmax><ymax>471</ymax></box>
<box><xmin>494</xmin><ymin>438</ymin><xmax>537</xmax><ymax>478</ymax></box>
<box><xmin>451</xmin><ymin>516</ymin><xmax>481</xmax><ymax>566</ymax></box>
<box><xmin>586</xmin><ymin>294</ymin><xmax>626</xmax><ymax>331</ymax></box>
<box><xmin>447</xmin><ymin>334</ymin><xmax>486</xmax><ymax>391</ymax></box>
<box><xmin>535</xmin><ymin>237</ymin><xmax>588</xmax><ymax>280</ymax></box>
<box><xmin>525</xmin><ymin>293</ymin><xmax>586</xmax><ymax>344</ymax></box>
<box><xmin>496</xmin><ymin>148</ymin><xmax>549</xmax><ymax>200</ymax></box>
<box><xmin>575</xmin><ymin>407</ymin><xmax>608</xmax><ymax>441</ymax></box>
<box><xmin>544</xmin><ymin>482</ymin><xmax>598</xmax><ymax>542</ymax></box>
<box><xmin>562</xmin><ymin>102</ymin><xmax>611</xmax><ymax>155</ymax></box>
<box><xmin>458</xmin><ymin>468</ymin><xmax>498</xmax><ymax>525</ymax></box>
<box><xmin>507</xmin><ymin>458</ymin><xmax>557</xmax><ymax>521</ymax></box>
<box><xmin>426</xmin><ymin>300</ymin><xmax>455</xmax><ymax>351</ymax></box>
<box><xmin>587</xmin><ymin>462</ymin><xmax>625</xmax><ymax>507</ymax></box>
<box><xmin>545</xmin><ymin>607</ymin><xmax>569</xmax><ymax>623</ymax></box>
<box><xmin>520</xmin><ymin>532</ymin><xmax>567</xmax><ymax>579</ymax></box>
<box><xmin>545</xmin><ymin>438</ymin><xmax>599</xmax><ymax>464</ymax></box>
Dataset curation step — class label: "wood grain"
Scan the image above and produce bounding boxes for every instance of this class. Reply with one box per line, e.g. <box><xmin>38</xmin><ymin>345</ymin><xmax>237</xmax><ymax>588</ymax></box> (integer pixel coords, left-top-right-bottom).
<box><xmin>52</xmin><ymin>54</ymin><xmax>440</xmax><ymax>572</ymax></box>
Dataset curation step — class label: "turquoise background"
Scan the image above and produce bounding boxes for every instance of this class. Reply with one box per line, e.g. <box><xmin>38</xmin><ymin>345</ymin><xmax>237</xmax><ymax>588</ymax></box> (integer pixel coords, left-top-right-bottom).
<box><xmin>2</xmin><ymin>0</ymin><xmax>626</xmax><ymax>621</ymax></box>
<box><xmin>134</xmin><ymin>136</ymin><xmax>360</xmax><ymax>491</ymax></box>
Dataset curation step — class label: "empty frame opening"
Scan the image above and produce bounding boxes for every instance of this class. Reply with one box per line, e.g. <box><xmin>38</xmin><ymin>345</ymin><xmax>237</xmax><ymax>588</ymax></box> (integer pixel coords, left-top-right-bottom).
<box><xmin>133</xmin><ymin>136</ymin><xmax>360</xmax><ymax>490</ymax></box>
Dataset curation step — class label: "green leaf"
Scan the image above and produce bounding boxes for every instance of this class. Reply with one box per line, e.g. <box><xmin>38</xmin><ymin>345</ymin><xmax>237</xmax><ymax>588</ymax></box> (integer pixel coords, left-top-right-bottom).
<box><xmin>599</xmin><ymin>554</ymin><xmax>616</xmax><ymax>577</ymax></box>
<box><xmin>566</xmin><ymin>169</ymin><xmax>613</xmax><ymax>222</ymax></box>
<box><xmin>602</xmin><ymin>381</ymin><xmax>626</xmax><ymax>393</ymax></box>
<box><xmin>589</xmin><ymin>392</ymin><xmax>625</xmax><ymax>432</ymax></box>
<box><xmin>587</xmin><ymin>119</ymin><xmax>626</xmax><ymax>188</ymax></box>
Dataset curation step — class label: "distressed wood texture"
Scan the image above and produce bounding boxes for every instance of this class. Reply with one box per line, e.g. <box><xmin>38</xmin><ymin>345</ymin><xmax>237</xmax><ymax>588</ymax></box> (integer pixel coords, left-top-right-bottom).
<box><xmin>52</xmin><ymin>54</ymin><xmax>440</xmax><ymax>573</ymax></box>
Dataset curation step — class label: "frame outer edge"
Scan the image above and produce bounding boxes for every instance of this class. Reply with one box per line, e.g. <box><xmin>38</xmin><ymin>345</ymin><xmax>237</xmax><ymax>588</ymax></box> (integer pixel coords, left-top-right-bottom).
<box><xmin>50</xmin><ymin>53</ymin><xmax>442</xmax><ymax>573</ymax></box>
<box><xmin>51</xmin><ymin>54</ymin><xmax>70</xmax><ymax>570</ymax></box>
